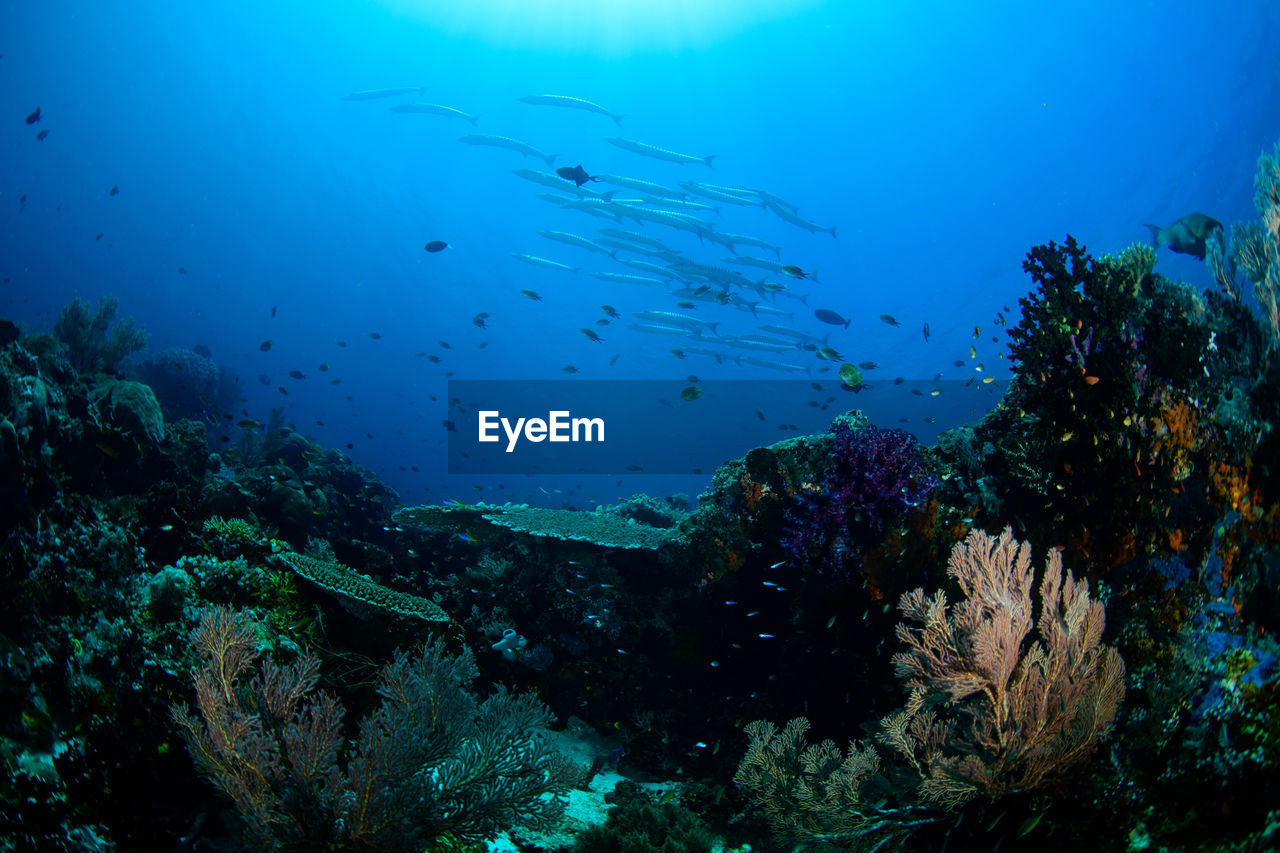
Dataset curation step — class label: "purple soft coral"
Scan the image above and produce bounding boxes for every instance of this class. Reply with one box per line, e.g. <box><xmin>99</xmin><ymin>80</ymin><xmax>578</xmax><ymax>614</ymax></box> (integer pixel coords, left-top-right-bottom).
<box><xmin>782</xmin><ymin>423</ymin><xmax>937</xmax><ymax>582</ymax></box>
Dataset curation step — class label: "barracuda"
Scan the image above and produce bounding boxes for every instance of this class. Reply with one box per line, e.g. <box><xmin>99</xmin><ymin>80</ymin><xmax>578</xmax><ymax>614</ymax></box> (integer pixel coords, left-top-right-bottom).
<box><xmin>606</xmin><ymin>137</ymin><xmax>716</xmax><ymax>168</ymax></box>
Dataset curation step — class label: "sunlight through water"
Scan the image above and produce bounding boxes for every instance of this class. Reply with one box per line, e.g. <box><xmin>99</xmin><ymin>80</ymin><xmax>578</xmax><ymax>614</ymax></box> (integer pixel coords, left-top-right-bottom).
<box><xmin>376</xmin><ymin>0</ymin><xmax>827</xmax><ymax>54</ymax></box>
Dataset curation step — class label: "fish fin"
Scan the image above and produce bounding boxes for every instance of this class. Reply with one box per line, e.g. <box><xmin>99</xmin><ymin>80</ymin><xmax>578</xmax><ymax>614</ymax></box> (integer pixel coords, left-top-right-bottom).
<box><xmin>608</xmin><ymin>250</ymin><xmax>618</xmax><ymax>261</ymax></box>
<box><xmin>601</xmin><ymin>190</ymin><xmax>618</xmax><ymax>201</ymax></box>
<box><xmin>709</xmin><ymin>322</ymin><xmax>720</xmax><ymax>335</ymax></box>
<box><xmin>544</xmin><ymin>154</ymin><xmax>557</xmax><ymax>168</ymax></box>
<box><xmin>703</xmin><ymin>154</ymin><xmax>717</xmax><ymax>169</ymax></box>
<box><xmin>1144</xmin><ymin>224</ymin><xmax>1164</xmax><ymax>247</ymax></box>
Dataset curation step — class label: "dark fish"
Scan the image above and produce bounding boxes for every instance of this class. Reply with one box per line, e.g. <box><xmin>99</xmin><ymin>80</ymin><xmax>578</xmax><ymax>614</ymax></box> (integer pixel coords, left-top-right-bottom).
<box><xmin>563</xmin><ymin>365</ymin><xmax>579</xmax><ymax>373</ymax></box>
<box><xmin>581</xmin><ymin>328</ymin><xmax>604</xmax><ymax>343</ymax></box>
<box><xmin>36</xmin><ymin>129</ymin><xmax>48</xmax><ymax>141</ymax></box>
<box><xmin>25</xmin><ymin>108</ymin><xmax>40</xmax><ymax>124</ymax></box>
<box><xmin>270</xmin><ymin>305</ymin><xmax>277</xmax><ymax>318</ymax></box>
<box><xmin>922</xmin><ymin>322</ymin><xmax>930</xmax><ymax>342</ymax></box>
<box><xmin>277</xmin><ymin>386</ymin><xmax>288</xmax><ymax>395</ymax></box>
<box><xmin>522</xmin><ymin>289</ymin><xmax>542</xmax><ymax>300</ymax></box>
<box><xmin>95</xmin><ymin>233</ymin><xmax>103</xmax><ymax>240</ymax></box>
<box><xmin>556</xmin><ymin>164</ymin><xmax>599</xmax><ymax>187</ymax></box>
<box><xmin>1145</xmin><ymin>213</ymin><xmax>1223</xmax><ymax>259</ymax></box>
<box><xmin>319</xmin><ymin>363</ymin><xmax>329</xmax><ymax>371</ymax></box>
<box><xmin>440</xmin><ymin>341</ymin><xmax>452</xmax><ymax>349</ymax></box>
<box><xmin>609</xmin><ymin>354</ymin><xmax>620</xmax><ymax>365</ymax></box>
<box><xmin>424</xmin><ymin>240</ymin><xmax>448</xmax><ymax>252</ymax></box>
<box><xmin>257</xmin><ymin>374</ymin><xmax>271</xmax><ymax>385</ymax></box>
<box><xmin>109</xmin><ymin>185</ymin><xmax>118</xmax><ymax>196</ymax></box>
<box><xmin>954</xmin><ymin>360</ymin><xmax>964</xmax><ymax>367</ymax></box>
<box><xmin>781</xmin><ymin>265</ymin><xmax>809</xmax><ymax>278</ymax></box>
<box><xmin>259</xmin><ymin>340</ymin><xmax>273</xmax><ymax>351</ymax></box>
<box><xmin>670</xmin><ymin>349</ymin><xmax>686</xmax><ymax>359</ymax></box>
<box><xmin>680</xmin><ymin>387</ymin><xmax>703</xmax><ymax>401</ymax></box>
<box><xmin>879</xmin><ymin>314</ymin><xmax>901</xmax><ymax>326</ymax></box>
<box><xmin>289</xmin><ymin>370</ymin><xmax>305</xmax><ymax>379</ymax></box>
<box><xmin>178</xmin><ymin>266</ymin><xmax>185</xmax><ymax>274</ymax></box>
<box><xmin>814</xmin><ymin>309</ymin><xmax>850</xmax><ymax>328</ymax></box>
<box><xmin>442</xmin><ymin>420</ymin><xmax>457</xmax><ymax>432</ymax></box>
<box><xmin>472</xmin><ymin>312</ymin><xmax>489</xmax><ymax>328</ymax></box>
<box><xmin>602</xmin><ymin>305</ymin><xmax>620</xmax><ymax>318</ymax></box>
<box><xmin>369</xmin><ymin>332</ymin><xmax>382</xmax><ymax>339</ymax></box>
<box><xmin>337</xmin><ymin>340</ymin><xmax>347</xmax><ymax>347</ymax></box>
<box><xmin>858</xmin><ymin>361</ymin><xmax>878</xmax><ymax>370</ymax></box>
<box><xmin>757</xmin><ymin>411</ymin><xmax>765</xmax><ymax>420</ymax></box>
<box><xmin>893</xmin><ymin>377</ymin><xmax>904</xmax><ymax>384</ymax></box>
<box><xmin>427</xmin><ymin>354</ymin><xmax>440</xmax><ymax>363</ymax></box>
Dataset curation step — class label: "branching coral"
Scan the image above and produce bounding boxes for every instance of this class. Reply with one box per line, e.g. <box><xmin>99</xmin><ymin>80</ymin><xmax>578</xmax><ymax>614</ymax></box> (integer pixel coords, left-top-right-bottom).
<box><xmin>173</xmin><ymin>607</ymin><xmax>580</xmax><ymax>850</ymax></box>
<box><xmin>736</xmin><ymin>529</ymin><xmax>1124</xmax><ymax>846</ymax></box>
<box><xmin>52</xmin><ymin>296</ymin><xmax>147</xmax><ymax>374</ymax></box>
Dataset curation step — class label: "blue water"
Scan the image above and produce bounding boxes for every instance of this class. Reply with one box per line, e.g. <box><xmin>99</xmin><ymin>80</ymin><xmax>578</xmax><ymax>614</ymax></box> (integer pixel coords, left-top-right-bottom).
<box><xmin>4</xmin><ymin>0</ymin><xmax>1278</xmax><ymax>506</ymax></box>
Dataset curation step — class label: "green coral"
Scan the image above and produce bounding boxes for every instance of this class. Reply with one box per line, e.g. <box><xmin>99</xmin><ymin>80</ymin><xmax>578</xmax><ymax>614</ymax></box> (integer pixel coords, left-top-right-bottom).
<box><xmin>52</xmin><ymin>296</ymin><xmax>147</xmax><ymax>374</ymax></box>
<box><xmin>278</xmin><ymin>551</ymin><xmax>451</xmax><ymax>623</ymax></box>
<box><xmin>202</xmin><ymin>515</ymin><xmax>258</xmax><ymax>545</ymax></box>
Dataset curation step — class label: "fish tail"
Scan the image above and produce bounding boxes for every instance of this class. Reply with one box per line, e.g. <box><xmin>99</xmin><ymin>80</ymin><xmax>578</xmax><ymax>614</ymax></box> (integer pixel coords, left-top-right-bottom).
<box><xmin>572</xmin><ymin>266</ymin><xmax>581</xmax><ymax>275</ymax></box>
<box><xmin>611</xmin><ymin>113</ymin><xmax>626</xmax><ymax>128</ymax></box>
<box><xmin>843</xmin><ymin>319</ymin><xmax>851</xmax><ymax>329</ymax></box>
<box><xmin>601</xmin><ymin>190</ymin><xmax>618</xmax><ymax>201</ymax></box>
<box><xmin>467</xmin><ymin>115</ymin><xmax>479</xmax><ymax>126</ymax></box>
<box><xmin>1144</xmin><ymin>224</ymin><xmax>1164</xmax><ymax>247</ymax></box>
<box><xmin>709</xmin><ymin>322</ymin><xmax>720</xmax><ymax>335</ymax></box>
<box><xmin>608</xmin><ymin>250</ymin><xmax>618</xmax><ymax>261</ymax></box>
<box><xmin>544</xmin><ymin>153</ymin><xmax>557</xmax><ymax>168</ymax></box>
<box><xmin>749</xmin><ymin>302</ymin><xmax>759</xmax><ymax>318</ymax></box>
<box><xmin>800</xmin><ymin>294</ymin><xmax>808</xmax><ymax>306</ymax></box>
<box><xmin>828</xmin><ymin>225</ymin><xmax>837</xmax><ymax>239</ymax></box>
<box><xmin>703</xmin><ymin>154</ymin><xmax>717</xmax><ymax>169</ymax></box>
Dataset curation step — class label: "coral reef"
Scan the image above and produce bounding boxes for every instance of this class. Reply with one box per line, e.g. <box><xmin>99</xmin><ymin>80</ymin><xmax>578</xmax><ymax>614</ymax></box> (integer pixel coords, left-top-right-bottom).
<box><xmin>173</xmin><ymin>607</ymin><xmax>579</xmax><ymax>850</ymax></box>
<box><xmin>735</xmin><ymin>529</ymin><xmax>1124</xmax><ymax>846</ymax></box>
<box><xmin>277</xmin><ymin>551</ymin><xmax>452</xmax><ymax>624</ymax></box>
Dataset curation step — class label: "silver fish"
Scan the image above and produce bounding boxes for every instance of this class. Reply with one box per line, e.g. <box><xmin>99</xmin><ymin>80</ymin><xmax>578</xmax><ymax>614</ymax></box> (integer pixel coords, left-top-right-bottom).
<box><xmin>595</xmin><ymin>174</ymin><xmax>685</xmax><ymax>199</ymax></box>
<box><xmin>597</xmin><ymin>228</ymin><xmax>671</xmax><ymax>250</ymax></box>
<box><xmin>759</xmin><ymin>324</ymin><xmax>828</xmax><ymax>345</ymax></box>
<box><xmin>459</xmin><ymin>134</ymin><xmax>555</xmax><ymax>168</ymax></box>
<box><xmin>390</xmin><ymin>103</ymin><xmax>478</xmax><ymax>125</ymax></box>
<box><xmin>511</xmin><ymin>253</ymin><xmax>578</xmax><ymax>274</ymax></box>
<box><xmin>680</xmin><ymin>181</ymin><xmax>763</xmax><ymax>206</ymax></box>
<box><xmin>633</xmin><ymin>311</ymin><xmax>719</xmax><ymax>333</ymax></box>
<box><xmin>593</xmin><ymin>272</ymin><xmax>667</xmax><ymax>287</ymax></box>
<box><xmin>739</xmin><ymin>357</ymin><xmax>812</xmax><ymax>374</ymax></box>
<box><xmin>627</xmin><ymin>322</ymin><xmax>706</xmax><ymax>337</ymax></box>
<box><xmin>537</xmin><ymin>231</ymin><xmax>616</xmax><ymax>257</ymax></box>
<box><xmin>605</xmin><ymin>137</ymin><xmax>715</xmax><ymax>168</ymax></box>
<box><xmin>766</xmin><ymin>201</ymin><xmax>836</xmax><ymax>237</ymax></box>
<box><xmin>518</xmin><ymin>94</ymin><xmax>625</xmax><ymax>126</ymax></box>
<box><xmin>718</xmin><ymin>232</ymin><xmax>781</xmax><ymax>257</ymax></box>
<box><xmin>343</xmin><ymin>86</ymin><xmax>428</xmax><ymax>101</ymax></box>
